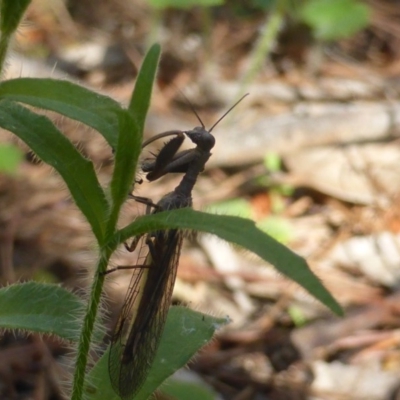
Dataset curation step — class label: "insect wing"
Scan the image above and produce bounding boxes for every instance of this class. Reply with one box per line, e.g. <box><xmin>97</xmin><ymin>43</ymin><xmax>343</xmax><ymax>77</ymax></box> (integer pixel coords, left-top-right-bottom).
<box><xmin>108</xmin><ymin>235</ymin><xmax>149</xmax><ymax>397</ymax></box>
<box><xmin>109</xmin><ymin>230</ymin><xmax>182</xmax><ymax>399</ymax></box>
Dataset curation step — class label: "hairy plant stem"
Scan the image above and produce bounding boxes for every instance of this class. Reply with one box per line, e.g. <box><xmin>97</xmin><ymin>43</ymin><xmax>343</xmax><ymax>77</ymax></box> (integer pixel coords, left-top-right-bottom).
<box><xmin>71</xmin><ymin>250</ymin><xmax>112</xmax><ymax>400</ymax></box>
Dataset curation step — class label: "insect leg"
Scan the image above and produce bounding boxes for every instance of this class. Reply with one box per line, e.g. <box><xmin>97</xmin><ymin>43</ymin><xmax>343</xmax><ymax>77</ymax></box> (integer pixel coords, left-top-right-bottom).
<box><xmin>102</xmin><ymin>263</ymin><xmax>151</xmax><ymax>275</ymax></box>
<box><xmin>145</xmin><ymin>133</ymin><xmax>186</xmax><ymax>181</ymax></box>
<box><xmin>142</xmin><ymin>148</ymin><xmax>197</xmax><ymax>176</ymax></box>
<box><xmin>123</xmin><ymin>195</ymin><xmax>160</xmax><ymax>252</ymax></box>
<box><xmin>141</xmin><ymin>130</ymin><xmax>183</xmax><ymax>148</ymax></box>
<box><xmin>128</xmin><ymin>195</ymin><xmax>160</xmax><ymax>213</ymax></box>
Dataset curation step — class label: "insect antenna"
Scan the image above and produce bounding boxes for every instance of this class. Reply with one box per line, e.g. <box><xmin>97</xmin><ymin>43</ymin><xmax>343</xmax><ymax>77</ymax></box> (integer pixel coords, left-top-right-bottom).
<box><xmin>177</xmin><ymin>89</ymin><xmax>205</xmax><ymax>128</ymax></box>
<box><xmin>209</xmin><ymin>93</ymin><xmax>249</xmax><ymax>133</ymax></box>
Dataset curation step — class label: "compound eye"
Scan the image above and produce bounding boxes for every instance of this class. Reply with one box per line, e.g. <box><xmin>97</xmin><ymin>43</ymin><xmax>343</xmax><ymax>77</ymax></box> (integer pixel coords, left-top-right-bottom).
<box><xmin>205</xmin><ymin>134</ymin><xmax>215</xmax><ymax>148</ymax></box>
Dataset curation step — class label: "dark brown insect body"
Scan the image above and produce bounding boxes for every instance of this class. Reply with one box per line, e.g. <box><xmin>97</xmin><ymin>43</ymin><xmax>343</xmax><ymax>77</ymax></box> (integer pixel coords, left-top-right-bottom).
<box><xmin>108</xmin><ymin>94</ymin><xmax>248</xmax><ymax>399</ymax></box>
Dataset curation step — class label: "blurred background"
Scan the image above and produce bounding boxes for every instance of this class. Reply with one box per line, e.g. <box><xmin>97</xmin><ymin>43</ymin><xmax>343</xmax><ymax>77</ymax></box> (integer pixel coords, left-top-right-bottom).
<box><xmin>1</xmin><ymin>0</ymin><xmax>400</xmax><ymax>399</ymax></box>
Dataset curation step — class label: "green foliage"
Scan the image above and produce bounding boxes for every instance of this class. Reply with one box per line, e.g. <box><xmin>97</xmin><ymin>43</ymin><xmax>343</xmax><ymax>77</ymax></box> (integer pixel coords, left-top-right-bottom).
<box><xmin>0</xmin><ymin>143</ymin><xmax>23</xmax><ymax>174</ymax></box>
<box><xmin>0</xmin><ymin>41</ymin><xmax>163</xmax><ymax>400</ymax></box>
<box><xmin>288</xmin><ymin>305</ymin><xmax>308</xmax><ymax>327</ymax></box>
<box><xmin>261</xmin><ymin>152</ymin><xmax>294</xmax><ymax>214</ymax></box>
<box><xmin>161</xmin><ymin>378</ymin><xmax>217</xmax><ymax>400</ymax></box>
<box><xmin>237</xmin><ymin>0</ymin><xmax>371</xmax><ymax>90</ymax></box>
<box><xmin>0</xmin><ymin>78</ymin><xmax>122</xmax><ymax>148</ymax></box>
<box><xmin>208</xmin><ymin>198</ymin><xmax>253</xmax><ymax>219</ymax></box>
<box><xmin>0</xmin><ymin>0</ymin><xmax>32</xmax><ymax>81</ymax></box>
<box><xmin>257</xmin><ymin>216</ymin><xmax>292</xmax><ymax>244</ymax></box>
<box><xmin>300</xmin><ymin>0</ymin><xmax>370</xmax><ymax>41</ymax></box>
<box><xmin>0</xmin><ymin>99</ymin><xmax>110</xmax><ymax>242</ymax></box>
<box><xmin>208</xmin><ymin>198</ymin><xmax>293</xmax><ymax>244</ymax></box>
<box><xmin>0</xmin><ymin>2</ymin><xmax>342</xmax><ymax>399</ymax></box>
<box><xmin>149</xmin><ymin>0</ymin><xmax>370</xmax><ymax>97</ymax></box>
<box><xmin>117</xmin><ymin>209</ymin><xmax>341</xmax><ymax>315</ymax></box>
<box><xmin>0</xmin><ymin>282</ymin><xmax>86</xmax><ymax>341</ymax></box>
<box><xmin>264</xmin><ymin>152</ymin><xmax>282</xmax><ymax>173</ymax></box>
<box><xmin>251</xmin><ymin>0</ymin><xmax>276</xmax><ymax>10</ymax></box>
<box><xmin>86</xmin><ymin>307</ymin><xmax>227</xmax><ymax>400</ymax></box>
<box><xmin>0</xmin><ymin>0</ymin><xmax>31</xmax><ymax>36</ymax></box>
<box><xmin>239</xmin><ymin>5</ymin><xmax>284</xmax><ymax>92</ymax></box>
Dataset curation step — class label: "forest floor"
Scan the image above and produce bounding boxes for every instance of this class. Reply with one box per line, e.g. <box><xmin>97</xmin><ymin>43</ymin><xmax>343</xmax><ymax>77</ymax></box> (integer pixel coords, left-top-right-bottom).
<box><xmin>1</xmin><ymin>1</ymin><xmax>400</xmax><ymax>399</ymax></box>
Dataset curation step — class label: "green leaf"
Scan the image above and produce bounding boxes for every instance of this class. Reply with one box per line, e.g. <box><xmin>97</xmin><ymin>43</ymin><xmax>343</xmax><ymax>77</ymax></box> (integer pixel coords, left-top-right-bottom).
<box><xmin>264</xmin><ymin>152</ymin><xmax>282</xmax><ymax>172</ymax></box>
<box><xmin>0</xmin><ymin>282</ymin><xmax>85</xmax><ymax>341</ymax></box>
<box><xmin>288</xmin><ymin>305</ymin><xmax>307</xmax><ymax>327</ymax></box>
<box><xmin>148</xmin><ymin>0</ymin><xmax>224</xmax><ymax>8</ymax></box>
<box><xmin>0</xmin><ymin>0</ymin><xmax>31</xmax><ymax>36</ymax></box>
<box><xmin>251</xmin><ymin>0</ymin><xmax>276</xmax><ymax>10</ymax></box>
<box><xmin>0</xmin><ymin>100</ymin><xmax>108</xmax><ymax>243</ymax></box>
<box><xmin>0</xmin><ymin>78</ymin><xmax>123</xmax><ymax>148</ymax></box>
<box><xmin>116</xmin><ymin>209</ymin><xmax>343</xmax><ymax>315</ymax></box>
<box><xmin>85</xmin><ymin>307</ymin><xmax>228</xmax><ymax>400</ymax></box>
<box><xmin>108</xmin><ymin>111</ymin><xmax>140</xmax><ymax>231</ymax></box>
<box><xmin>207</xmin><ymin>198</ymin><xmax>252</xmax><ymax>219</ymax></box>
<box><xmin>257</xmin><ymin>216</ymin><xmax>292</xmax><ymax>244</ymax></box>
<box><xmin>128</xmin><ymin>43</ymin><xmax>161</xmax><ymax>135</ymax></box>
<box><xmin>0</xmin><ymin>0</ymin><xmax>32</xmax><ymax>73</ymax></box>
<box><xmin>0</xmin><ymin>143</ymin><xmax>23</xmax><ymax>174</ymax></box>
<box><xmin>161</xmin><ymin>379</ymin><xmax>217</xmax><ymax>400</ymax></box>
<box><xmin>108</xmin><ymin>44</ymin><xmax>161</xmax><ymax>232</ymax></box>
<box><xmin>300</xmin><ymin>0</ymin><xmax>370</xmax><ymax>41</ymax></box>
